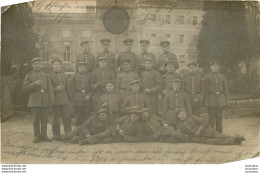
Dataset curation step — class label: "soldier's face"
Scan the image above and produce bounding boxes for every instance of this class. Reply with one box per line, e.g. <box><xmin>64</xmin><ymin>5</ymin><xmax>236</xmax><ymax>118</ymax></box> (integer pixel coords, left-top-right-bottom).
<box><xmin>102</xmin><ymin>44</ymin><xmax>110</xmax><ymax>51</ymax></box>
<box><xmin>130</xmin><ymin>114</ymin><xmax>140</xmax><ymax>123</ymax></box>
<box><xmin>123</xmin><ymin>63</ymin><xmax>131</xmax><ymax>71</ymax></box>
<box><xmin>125</xmin><ymin>44</ymin><xmax>133</xmax><ymax>52</ymax></box>
<box><xmin>78</xmin><ymin>65</ymin><xmax>86</xmax><ymax>73</ymax></box>
<box><xmin>141</xmin><ymin>112</ymin><xmax>149</xmax><ymax>121</ymax></box>
<box><xmin>188</xmin><ymin>65</ymin><xmax>197</xmax><ymax>73</ymax></box>
<box><xmin>131</xmin><ymin>84</ymin><xmax>140</xmax><ymax>92</ymax></box>
<box><xmin>53</xmin><ymin>62</ymin><xmax>61</xmax><ymax>72</ymax></box>
<box><xmin>161</xmin><ymin>45</ymin><xmax>170</xmax><ymax>53</ymax></box>
<box><xmin>141</xmin><ymin>44</ymin><xmax>148</xmax><ymax>52</ymax></box>
<box><xmin>210</xmin><ymin>65</ymin><xmax>220</xmax><ymax>73</ymax></box>
<box><xmin>98</xmin><ymin>60</ymin><xmax>107</xmax><ymax>69</ymax></box>
<box><xmin>172</xmin><ymin>82</ymin><xmax>181</xmax><ymax>91</ymax></box>
<box><xmin>178</xmin><ymin>111</ymin><xmax>187</xmax><ymax>121</ymax></box>
<box><xmin>105</xmin><ymin>83</ymin><xmax>114</xmax><ymax>92</ymax></box>
<box><xmin>166</xmin><ymin>64</ymin><xmax>174</xmax><ymax>72</ymax></box>
<box><xmin>144</xmin><ymin>61</ymin><xmax>153</xmax><ymax>70</ymax></box>
<box><xmin>82</xmin><ymin>44</ymin><xmax>90</xmax><ymax>52</ymax></box>
<box><xmin>32</xmin><ymin>62</ymin><xmax>42</xmax><ymax>71</ymax></box>
<box><xmin>98</xmin><ymin>112</ymin><xmax>107</xmax><ymax>121</ymax></box>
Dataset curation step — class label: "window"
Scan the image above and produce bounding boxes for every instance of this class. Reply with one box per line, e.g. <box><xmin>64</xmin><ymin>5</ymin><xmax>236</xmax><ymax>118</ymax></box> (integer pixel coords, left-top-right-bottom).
<box><xmin>179</xmin><ymin>16</ymin><xmax>184</xmax><ymax>25</ymax></box>
<box><xmin>63</xmin><ymin>42</ymin><xmax>70</xmax><ymax>61</ymax></box>
<box><xmin>180</xmin><ymin>34</ymin><xmax>184</xmax><ymax>44</ymax></box>
<box><xmin>151</xmin><ymin>14</ymin><xmax>156</xmax><ymax>23</ymax></box>
<box><xmin>41</xmin><ymin>44</ymin><xmax>49</xmax><ymax>61</ymax></box>
<box><xmin>166</xmin><ymin>15</ymin><xmax>170</xmax><ymax>24</ymax></box>
<box><xmin>166</xmin><ymin>34</ymin><xmax>171</xmax><ymax>38</ymax></box>
<box><xmin>193</xmin><ymin>16</ymin><xmax>198</xmax><ymax>25</ymax></box>
<box><xmin>180</xmin><ymin>55</ymin><xmax>185</xmax><ymax>63</ymax></box>
<box><xmin>61</xmin><ymin>30</ymin><xmax>71</xmax><ymax>38</ymax></box>
<box><xmin>151</xmin><ymin>33</ymin><xmax>156</xmax><ymax>38</ymax></box>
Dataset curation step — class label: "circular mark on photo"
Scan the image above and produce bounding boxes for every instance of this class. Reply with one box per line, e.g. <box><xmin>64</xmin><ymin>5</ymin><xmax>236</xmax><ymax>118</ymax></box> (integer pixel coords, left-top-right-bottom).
<box><xmin>102</xmin><ymin>6</ymin><xmax>130</xmax><ymax>35</ymax></box>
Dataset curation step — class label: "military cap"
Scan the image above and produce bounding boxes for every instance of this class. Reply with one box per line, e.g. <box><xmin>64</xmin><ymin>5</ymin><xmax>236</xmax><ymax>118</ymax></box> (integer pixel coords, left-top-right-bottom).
<box><xmin>31</xmin><ymin>58</ymin><xmax>41</xmax><ymax>64</ymax></box>
<box><xmin>78</xmin><ymin>61</ymin><xmax>87</xmax><ymax>65</ymax></box>
<box><xmin>97</xmin><ymin>56</ymin><xmax>107</xmax><ymax>61</ymax></box>
<box><xmin>160</xmin><ymin>41</ymin><xmax>170</xmax><ymax>47</ymax></box>
<box><xmin>140</xmin><ymin>108</ymin><xmax>149</xmax><ymax>113</ymax></box>
<box><xmin>130</xmin><ymin>109</ymin><xmax>142</xmax><ymax>114</ymax></box>
<box><xmin>121</xmin><ymin>57</ymin><xmax>131</xmax><ymax>64</ymax></box>
<box><xmin>139</xmin><ymin>40</ymin><xmax>150</xmax><ymax>45</ymax></box>
<box><xmin>80</xmin><ymin>40</ymin><xmax>89</xmax><ymax>46</ymax></box>
<box><xmin>123</xmin><ymin>39</ymin><xmax>134</xmax><ymax>45</ymax></box>
<box><xmin>105</xmin><ymin>80</ymin><xmax>115</xmax><ymax>85</ymax></box>
<box><xmin>97</xmin><ymin>108</ymin><xmax>108</xmax><ymax>114</ymax></box>
<box><xmin>176</xmin><ymin>108</ymin><xmax>186</xmax><ymax>115</ymax></box>
<box><xmin>51</xmin><ymin>58</ymin><xmax>62</xmax><ymax>64</ymax></box>
<box><xmin>172</xmin><ymin>78</ymin><xmax>182</xmax><ymax>83</ymax></box>
<box><xmin>210</xmin><ymin>60</ymin><xmax>220</xmax><ymax>66</ymax></box>
<box><xmin>100</xmin><ymin>39</ymin><xmax>111</xmax><ymax>44</ymax></box>
<box><xmin>187</xmin><ymin>60</ymin><xmax>198</xmax><ymax>67</ymax></box>
<box><xmin>144</xmin><ymin>57</ymin><xmax>154</xmax><ymax>62</ymax></box>
<box><xmin>130</xmin><ymin>79</ymin><xmax>140</xmax><ymax>86</ymax></box>
<box><xmin>165</xmin><ymin>61</ymin><xmax>175</xmax><ymax>66</ymax></box>
<box><xmin>99</xmin><ymin>102</ymin><xmax>108</xmax><ymax>109</ymax></box>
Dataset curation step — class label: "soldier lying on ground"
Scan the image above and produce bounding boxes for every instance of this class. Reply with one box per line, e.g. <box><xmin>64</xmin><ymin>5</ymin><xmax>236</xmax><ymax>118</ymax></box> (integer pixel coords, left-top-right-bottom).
<box><xmin>140</xmin><ymin>108</ymin><xmax>189</xmax><ymax>143</ymax></box>
<box><xmin>59</xmin><ymin>105</ymin><xmax>112</xmax><ymax>143</ymax></box>
<box><xmin>176</xmin><ymin>108</ymin><xmax>245</xmax><ymax>145</ymax></box>
<box><xmin>79</xmin><ymin>109</ymin><xmax>143</xmax><ymax>145</ymax></box>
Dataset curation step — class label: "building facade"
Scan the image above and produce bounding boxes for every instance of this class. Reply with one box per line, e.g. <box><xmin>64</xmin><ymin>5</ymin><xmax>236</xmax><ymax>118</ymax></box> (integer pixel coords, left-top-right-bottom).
<box><xmin>32</xmin><ymin>0</ymin><xmax>204</xmax><ymax>71</ymax></box>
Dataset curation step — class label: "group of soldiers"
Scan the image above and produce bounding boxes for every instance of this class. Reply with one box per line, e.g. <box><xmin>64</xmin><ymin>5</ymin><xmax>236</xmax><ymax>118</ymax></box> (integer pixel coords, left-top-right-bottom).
<box><xmin>22</xmin><ymin>38</ymin><xmax>245</xmax><ymax>145</ymax></box>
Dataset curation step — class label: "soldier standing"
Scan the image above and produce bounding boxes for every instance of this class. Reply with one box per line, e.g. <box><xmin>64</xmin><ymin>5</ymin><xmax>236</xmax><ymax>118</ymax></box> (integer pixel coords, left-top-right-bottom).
<box><xmin>115</xmin><ymin>58</ymin><xmax>140</xmax><ymax>95</ymax></box>
<box><xmin>91</xmin><ymin>56</ymin><xmax>115</xmax><ymax>112</ymax></box>
<box><xmin>22</xmin><ymin>58</ymin><xmax>54</xmax><ymax>143</ymax></box>
<box><xmin>141</xmin><ymin>57</ymin><xmax>163</xmax><ymax>115</ymax></box>
<box><xmin>99</xmin><ymin>80</ymin><xmax>122</xmax><ymax>123</ymax></box>
<box><xmin>182</xmin><ymin>61</ymin><xmax>205</xmax><ymax>116</ymax></box>
<box><xmin>158</xmin><ymin>41</ymin><xmax>179</xmax><ymax>75</ymax></box>
<box><xmin>96</xmin><ymin>39</ymin><xmax>117</xmax><ymax>75</ymax></box>
<box><xmin>122</xmin><ymin>79</ymin><xmax>150</xmax><ymax>114</ymax></box>
<box><xmin>138</xmin><ymin>40</ymin><xmax>158</xmax><ymax>75</ymax></box>
<box><xmin>117</xmin><ymin>39</ymin><xmax>140</xmax><ymax>72</ymax></box>
<box><xmin>204</xmin><ymin>60</ymin><xmax>229</xmax><ymax>133</ymax></box>
<box><xmin>163</xmin><ymin>79</ymin><xmax>192</xmax><ymax>128</ymax></box>
<box><xmin>75</xmin><ymin>41</ymin><xmax>95</xmax><ymax>73</ymax></box>
<box><xmin>50</xmin><ymin>59</ymin><xmax>72</xmax><ymax>140</ymax></box>
<box><xmin>71</xmin><ymin>61</ymin><xmax>92</xmax><ymax>126</ymax></box>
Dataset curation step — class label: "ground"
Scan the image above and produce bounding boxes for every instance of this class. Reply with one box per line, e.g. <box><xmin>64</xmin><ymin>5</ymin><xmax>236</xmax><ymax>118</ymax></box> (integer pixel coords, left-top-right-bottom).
<box><xmin>1</xmin><ymin>112</ymin><xmax>259</xmax><ymax>164</ymax></box>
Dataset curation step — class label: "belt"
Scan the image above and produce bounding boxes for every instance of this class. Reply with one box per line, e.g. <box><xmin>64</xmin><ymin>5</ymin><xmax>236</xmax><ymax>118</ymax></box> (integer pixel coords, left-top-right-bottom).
<box><xmin>209</xmin><ymin>91</ymin><xmax>223</xmax><ymax>95</ymax></box>
<box><xmin>76</xmin><ymin>90</ymin><xmax>87</xmax><ymax>93</ymax></box>
<box><xmin>40</xmin><ymin>90</ymin><xmax>45</xmax><ymax>93</ymax></box>
<box><xmin>185</xmin><ymin>91</ymin><xmax>200</xmax><ymax>95</ymax></box>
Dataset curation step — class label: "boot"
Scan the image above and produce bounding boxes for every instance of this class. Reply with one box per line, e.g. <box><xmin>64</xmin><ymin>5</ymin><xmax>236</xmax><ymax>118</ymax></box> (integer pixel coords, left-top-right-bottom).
<box><xmin>41</xmin><ymin>136</ymin><xmax>52</xmax><ymax>142</ymax></box>
<box><xmin>33</xmin><ymin>137</ymin><xmax>41</xmax><ymax>143</ymax></box>
<box><xmin>79</xmin><ymin>139</ymin><xmax>89</xmax><ymax>146</ymax></box>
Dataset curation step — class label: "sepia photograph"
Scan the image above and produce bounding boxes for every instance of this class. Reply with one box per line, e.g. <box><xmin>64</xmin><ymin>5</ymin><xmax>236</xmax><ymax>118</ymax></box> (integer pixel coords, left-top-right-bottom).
<box><xmin>1</xmin><ymin>0</ymin><xmax>260</xmax><ymax>164</ymax></box>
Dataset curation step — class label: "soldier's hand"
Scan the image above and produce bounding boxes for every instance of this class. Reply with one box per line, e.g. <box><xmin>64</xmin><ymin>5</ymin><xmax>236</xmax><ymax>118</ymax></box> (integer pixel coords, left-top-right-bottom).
<box><xmin>194</xmin><ymin>98</ymin><xmax>199</xmax><ymax>103</ymax></box>
<box><xmin>144</xmin><ymin>88</ymin><xmax>150</xmax><ymax>93</ymax></box>
<box><xmin>152</xmin><ymin>132</ymin><xmax>160</xmax><ymax>138</ymax></box>
<box><xmin>85</xmin><ymin>95</ymin><xmax>90</xmax><ymax>101</ymax></box>
<box><xmin>226</xmin><ymin>100</ymin><xmax>230</xmax><ymax>107</ymax></box>
<box><xmin>56</xmin><ymin>85</ymin><xmax>63</xmax><ymax>91</ymax></box>
<box><xmin>163</xmin><ymin>90</ymin><xmax>167</xmax><ymax>95</ymax></box>
<box><xmin>176</xmin><ymin>129</ymin><xmax>182</xmax><ymax>133</ymax></box>
<box><xmin>34</xmin><ymin>80</ymin><xmax>41</xmax><ymax>86</ymax></box>
<box><xmin>85</xmin><ymin>134</ymin><xmax>90</xmax><ymax>138</ymax></box>
<box><xmin>163</xmin><ymin>123</ymin><xmax>169</xmax><ymax>128</ymax></box>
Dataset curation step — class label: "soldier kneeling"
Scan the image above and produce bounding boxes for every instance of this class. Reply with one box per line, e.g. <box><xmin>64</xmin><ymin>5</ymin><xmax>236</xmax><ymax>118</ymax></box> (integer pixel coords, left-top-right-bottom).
<box><xmin>176</xmin><ymin>108</ymin><xmax>245</xmax><ymax>145</ymax></box>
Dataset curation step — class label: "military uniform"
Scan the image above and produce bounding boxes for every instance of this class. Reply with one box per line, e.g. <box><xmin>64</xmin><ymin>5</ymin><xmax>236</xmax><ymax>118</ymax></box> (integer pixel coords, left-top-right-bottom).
<box><xmin>22</xmin><ymin>58</ymin><xmax>54</xmax><ymax>142</ymax></box>
<box><xmin>60</xmin><ymin>108</ymin><xmax>112</xmax><ymax>143</ymax></box>
<box><xmin>141</xmin><ymin>67</ymin><xmax>163</xmax><ymax>115</ymax></box>
<box><xmin>71</xmin><ymin>71</ymin><xmax>92</xmax><ymax>126</ymax></box>
<box><xmin>96</xmin><ymin>39</ymin><xmax>117</xmax><ymax>74</ymax></box>
<box><xmin>80</xmin><ymin>114</ymin><xmax>143</xmax><ymax>145</ymax></box>
<box><xmin>158</xmin><ymin>41</ymin><xmax>179</xmax><ymax>75</ymax></box>
<box><xmin>115</xmin><ymin>71</ymin><xmax>140</xmax><ymax>95</ymax></box>
<box><xmin>163</xmin><ymin>71</ymin><xmax>184</xmax><ymax>92</ymax></box>
<box><xmin>91</xmin><ymin>68</ymin><xmax>115</xmax><ymax>93</ymax></box>
<box><xmin>117</xmin><ymin>39</ymin><xmax>140</xmax><ymax>72</ymax></box>
<box><xmin>204</xmin><ymin>62</ymin><xmax>229</xmax><ymax>133</ymax></box>
<box><xmin>176</xmin><ymin>113</ymin><xmax>245</xmax><ymax>145</ymax></box>
<box><xmin>122</xmin><ymin>92</ymin><xmax>150</xmax><ymax>114</ymax></box>
<box><xmin>163</xmin><ymin>90</ymin><xmax>192</xmax><ymax>126</ymax></box>
<box><xmin>50</xmin><ymin>62</ymin><xmax>72</xmax><ymax>138</ymax></box>
<box><xmin>182</xmin><ymin>70</ymin><xmax>205</xmax><ymax>116</ymax></box>
<box><xmin>140</xmin><ymin>111</ymin><xmax>189</xmax><ymax>143</ymax></box>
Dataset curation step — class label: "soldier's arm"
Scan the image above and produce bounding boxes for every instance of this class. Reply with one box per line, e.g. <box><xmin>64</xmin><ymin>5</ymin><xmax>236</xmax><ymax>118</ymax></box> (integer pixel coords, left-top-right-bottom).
<box><xmin>152</xmin><ymin>54</ymin><xmax>159</xmax><ymax>71</ymax></box>
<box><xmin>65</xmin><ymin>75</ymin><xmax>73</xmax><ymax>103</ymax></box>
<box><xmin>172</xmin><ymin>53</ymin><xmax>179</xmax><ymax>69</ymax></box>
<box><xmin>90</xmin><ymin>71</ymin><xmax>97</xmax><ymax>90</ymax></box>
<box><xmin>184</xmin><ymin>93</ymin><xmax>192</xmax><ymax>116</ymax></box>
<box><xmin>74</xmin><ymin>55</ymin><xmax>79</xmax><ymax>73</ymax></box>
<box><xmin>115</xmin><ymin>74</ymin><xmax>121</xmax><ymax>93</ymax></box>
<box><xmin>198</xmin><ymin>77</ymin><xmax>205</xmax><ymax>101</ymax></box>
<box><xmin>110</xmin><ymin>71</ymin><xmax>116</xmax><ymax>84</ymax></box>
<box><xmin>115</xmin><ymin>115</ymin><xmax>129</xmax><ymax>125</ymax></box>
<box><xmin>70</xmin><ymin>75</ymin><xmax>76</xmax><ymax>103</ymax></box>
<box><xmin>92</xmin><ymin>54</ymin><xmax>96</xmax><ymax>71</ymax></box>
<box><xmin>123</xmin><ymin>124</ymin><xmax>143</xmax><ymax>142</ymax></box>
<box><xmin>22</xmin><ymin>73</ymin><xmax>37</xmax><ymax>92</ymax></box>
<box><xmin>162</xmin><ymin>95</ymin><xmax>169</xmax><ymax>120</ymax></box>
<box><xmin>46</xmin><ymin>74</ymin><xmax>54</xmax><ymax>103</ymax></box>
<box><xmin>204</xmin><ymin>74</ymin><xmax>209</xmax><ymax>106</ymax></box>
<box><xmin>223</xmin><ymin>75</ymin><xmax>229</xmax><ymax>103</ymax></box>
<box><xmin>111</xmin><ymin>54</ymin><xmax>118</xmax><ymax>76</ymax></box>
